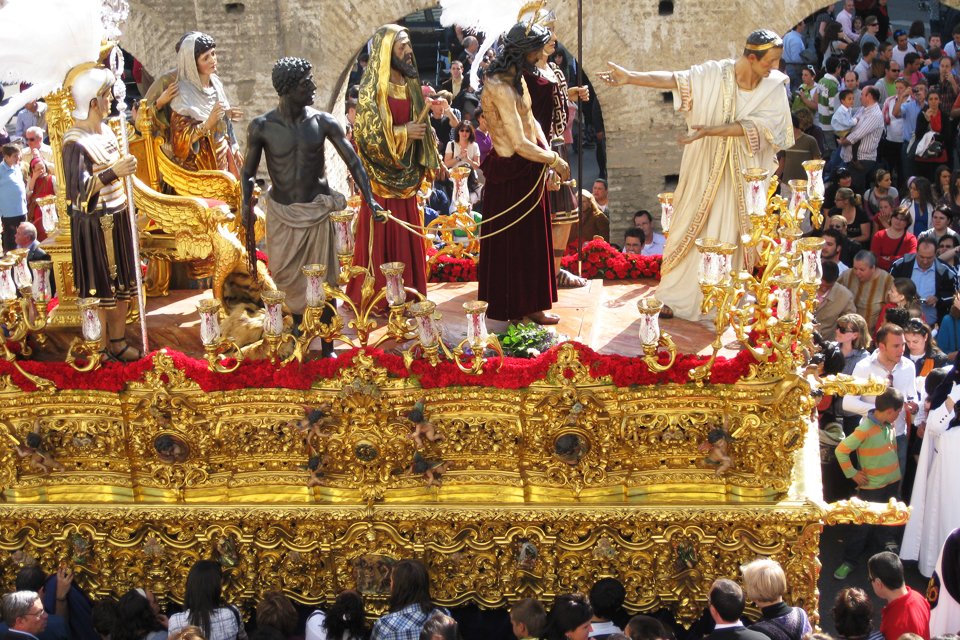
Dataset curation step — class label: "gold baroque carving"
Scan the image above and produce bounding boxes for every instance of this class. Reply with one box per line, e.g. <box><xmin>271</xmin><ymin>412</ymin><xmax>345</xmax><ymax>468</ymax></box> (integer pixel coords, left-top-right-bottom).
<box><xmin>0</xmin><ymin>503</ymin><xmax>824</xmax><ymax>625</ymax></box>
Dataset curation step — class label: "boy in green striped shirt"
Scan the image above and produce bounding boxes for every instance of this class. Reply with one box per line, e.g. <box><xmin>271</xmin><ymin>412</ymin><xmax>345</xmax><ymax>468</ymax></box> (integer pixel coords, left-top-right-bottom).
<box><xmin>833</xmin><ymin>386</ymin><xmax>904</xmax><ymax>580</ymax></box>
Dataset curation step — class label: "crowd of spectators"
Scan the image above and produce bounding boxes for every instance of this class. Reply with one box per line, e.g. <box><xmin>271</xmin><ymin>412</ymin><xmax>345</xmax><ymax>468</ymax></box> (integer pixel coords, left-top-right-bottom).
<box><xmin>7</xmin><ymin>555</ymin><xmax>934</xmax><ymax>640</ymax></box>
<box><xmin>790</xmin><ymin>2</ymin><xmax>960</xmax><ymax>589</ymax></box>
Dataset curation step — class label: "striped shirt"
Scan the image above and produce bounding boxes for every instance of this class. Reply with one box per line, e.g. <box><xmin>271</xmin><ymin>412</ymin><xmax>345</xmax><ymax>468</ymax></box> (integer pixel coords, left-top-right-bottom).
<box><xmin>817</xmin><ymin>74</ymin><xmax>841</xmax><ymax>132</ymax></box>
<box><xmin>835</xmin><ymin>410</ymin><xmax>902</xmax><ymax>489</ymax></box>
<box><xmin>837</xmin><ymin>268</ymin><xmax>893</xmax><ymax>330</ymax></box>
<box><xmin>841</xmin><ymin>103</ymin><xmax>884</xmax><ymax>162</ymax></box>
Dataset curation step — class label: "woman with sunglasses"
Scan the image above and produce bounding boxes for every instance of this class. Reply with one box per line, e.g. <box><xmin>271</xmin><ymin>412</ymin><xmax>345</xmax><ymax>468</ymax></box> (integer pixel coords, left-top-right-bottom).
<box><xmin>905</xmin><ymin>319</ymin><xmax>950</xmax><ymax>376</ymax></box>
<box><xmin>836</xmin><ymin>313</ymin><xmax>872</xmax><ymax>434</ymax></box>
<box><xmin>937</xmin><ymin>235</ymin><xmax>960</xmax><ymax>270</ymax></box>
<box><xmin>442</xmin><ymin>122</ymin><xmax>481</xmax><ymax>210</ymax></box>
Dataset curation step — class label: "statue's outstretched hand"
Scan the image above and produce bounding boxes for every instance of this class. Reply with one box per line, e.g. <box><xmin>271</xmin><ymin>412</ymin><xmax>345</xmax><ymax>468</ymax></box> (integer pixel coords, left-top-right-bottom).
<box><xmin>598</xmin><ymin>62</ymin><xmax>629</xmax><ymax>86</ymax></box>
<box><xmin>371</xmin><ymin>202</ymin><xmax>388</xmax><ymax>223</ymax></box>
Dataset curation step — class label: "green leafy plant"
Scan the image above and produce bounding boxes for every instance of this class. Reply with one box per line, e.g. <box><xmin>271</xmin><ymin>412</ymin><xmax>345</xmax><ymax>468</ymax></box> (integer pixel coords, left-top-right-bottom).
<box><xmin>496</xmin><ymin>322</ymin><xmax>558</xmax><ymax>358</ymax></box>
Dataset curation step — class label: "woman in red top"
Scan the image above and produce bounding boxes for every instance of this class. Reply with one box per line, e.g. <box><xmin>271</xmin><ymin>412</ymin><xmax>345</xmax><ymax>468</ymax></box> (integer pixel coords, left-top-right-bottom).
<box><xmin>913</xmin><ymin>89</ymin><xmax>953</xmax><ymax>184</ymax></box>
<box><xmin>871</xmin><ymin>206</ymin><xmax>917</xmax><ymax>270</ymax></box>
<box><xmin>25</xmin><ymin>156</ymin><xmax>55</xmax><ymax>242</ymax></box>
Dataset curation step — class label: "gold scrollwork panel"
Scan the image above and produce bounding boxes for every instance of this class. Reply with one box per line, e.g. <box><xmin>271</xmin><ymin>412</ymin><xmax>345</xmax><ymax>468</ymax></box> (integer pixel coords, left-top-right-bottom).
<box><xmin>0</xmin><ymin>504</ymin><xmax>824</xmax><ymax>627</ymax></box>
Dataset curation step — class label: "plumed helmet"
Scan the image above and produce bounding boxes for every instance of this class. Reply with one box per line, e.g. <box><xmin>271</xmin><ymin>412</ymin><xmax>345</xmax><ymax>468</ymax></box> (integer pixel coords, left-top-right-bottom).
<box><xmin>65</xmin><ymin>63</ymin><xmax>115</xmax><ymax>121</ymax></box>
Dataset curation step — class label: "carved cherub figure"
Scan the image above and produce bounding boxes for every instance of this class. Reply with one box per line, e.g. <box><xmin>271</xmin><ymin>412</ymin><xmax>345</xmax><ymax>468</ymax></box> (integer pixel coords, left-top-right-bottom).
<box><xmin>698</xmin><ymin>428</ymin><xmax>735</xmax><ymax>476</ymax></box>
<box><xmin>407</xmin><ymin>400</ymin><xmax>442</xmax><ymax>448</ymax></box>
<box><xmin>405</xmin><ymin>451</ymin><xmax>448</xmax><ymax>487</ymax></box>
<box><xmin>306</xmin><ymin>453</ymin><xmax>331</xmax><ymax>488</ymax></box>
<box><xmin>16</xmin><ymin>432</ymin><xmax>64</xmax><ymax>474</ymax></box>
<box><xmin>290</xmin><ymin>404</ymin><xmax>334</xmax><ymax>455</ymax></box>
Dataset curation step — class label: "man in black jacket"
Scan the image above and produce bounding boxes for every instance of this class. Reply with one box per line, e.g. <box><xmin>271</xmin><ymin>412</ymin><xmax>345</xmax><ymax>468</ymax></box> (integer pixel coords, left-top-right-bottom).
<box><xmin>705</xmin><ymin>580</ymin><xmax>770</xmax><ymax>640</ymax></box>
<box><xmin>890</xmin><ymin>236</ymin><xmax>958</xmax><ymax>326</ymax></box>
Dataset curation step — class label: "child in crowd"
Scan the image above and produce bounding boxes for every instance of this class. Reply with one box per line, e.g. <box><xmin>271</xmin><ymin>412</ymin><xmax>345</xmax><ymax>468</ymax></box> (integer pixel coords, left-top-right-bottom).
<box><xmin>827</xmin><ymin>89</ymin><xmax>860</xmax><ymax>178</ymax></box>
<box><xmin>511</xmin><ymin>598</ymin><xmax>547</xmax><ymax>640</ymax></box>
<box><xmin>833</xmin><ymin>387</ymin><xmax>905</xmax><ymax>579</ymax></box>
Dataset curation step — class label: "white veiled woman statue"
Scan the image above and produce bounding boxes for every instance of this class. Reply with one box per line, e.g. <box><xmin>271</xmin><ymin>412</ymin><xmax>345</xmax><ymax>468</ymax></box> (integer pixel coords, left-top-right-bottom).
<box><xmin>169</xmin><ymin>31</ymin><xmax>243</xmax><ymax>178</ymax></box>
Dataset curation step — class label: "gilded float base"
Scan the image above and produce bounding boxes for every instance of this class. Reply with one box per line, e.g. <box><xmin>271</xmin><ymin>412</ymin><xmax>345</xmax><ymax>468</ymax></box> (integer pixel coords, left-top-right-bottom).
<box><xmin>0</xmin><ymin>501</ymin><xmax>825</xmax><ymax>627</ymax></box>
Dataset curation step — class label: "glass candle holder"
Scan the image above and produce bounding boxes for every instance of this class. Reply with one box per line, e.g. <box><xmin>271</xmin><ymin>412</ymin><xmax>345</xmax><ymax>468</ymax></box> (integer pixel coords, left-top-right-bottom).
<box><xmin>796</xmin><ymin>237</ymin><xmax>825</xmax><ymax>285</ymax></box>
<box><xmin>410</xmin><ymin>300</ymin><xmax>440</xmax><ymax>349</ymax></box>
<box><xmin>636</xmin><ymin>298</ymin><xmax>663</xmax><ymax>347</ymax></box>
<box><xmin>260</xmin><ymin>290</ymin><xmax>286</xmax><ymax>338</ymax></box>
<box><xmin>37</xmin><ymin>195</ymin><xmax>59</xmax><ymax>234</ymax></box>
<box><xmin>695</xmin><ymin>238</ymin><xmax>735</xmax><ymax>286</ymax></box>
<box><xmin>802</xmin><ymin>159</ymin><xmax>826</xmax><ymax>201</ymax></box>
<box><xmin>28</xmin><ymin>260</ymin><xmax>52</xmax><ymax>302</ymax></box>
<box><xmin>696</xmin><ymin>238</ymin><xmax>724</xmax><ymax>286</ymax></box>
<box><xmin>742</xmin><ymin>168</ymin><xmax>770</xmax><ymax>217</ymax></box>
<box><xmin>787</xmin><ymin>179</ymin><xmax>809</xmax><ymax>223</ymax></box>
<box><xmin>197</xmin><ymin>298</ymin><xmax>223</xmax><ymax>346</ymax></box>
<box><xmin>778</xmin><ymin>227</ymin><xmax>803</xmax><ymax>256</ymax></box>
<box><xmin>450</xmin><ymin>166</ymin><xmax>471</xmax><ymax>210</ymax></box>
<box><xmin>78</xmin><ymin>298</ymin><xmax>102</xmax><ymax>342</ymax></box>
<box><xmin>330</xmin><ymin>209</ymin><xmax>356</xmax><ymax>258</ymax></box>
<box><xmin>463</xmin><ymin>300</ymin><xmax>489</xmax><ymax>346</ymax></box>
<box><xmin>302</xmin><ymin>264</ymin><xmax>328</xmax><ymax>308</ymax></box>
<box><xmin>381</xmin><ymin>262</ymin><xmax>406</xmax><ymax>307</ymax></box>
<box><xmin>8</xmin><ymin>249</ymin><xmax>31</xmax><ymax>289</ymax></box>
<box><xmin>657</xmin><ymin>192</ymin><xmax>674</xmax><ymax>233</ymax></box>
<box><xmin>773</xmin><ymin>276</ymin><xmax>801</xmax><ymax>322</ymax></box>
<box><xmin>0</xmin><ymin>257</ymin><xmax>17</xmax><ymax>301</ymax></box>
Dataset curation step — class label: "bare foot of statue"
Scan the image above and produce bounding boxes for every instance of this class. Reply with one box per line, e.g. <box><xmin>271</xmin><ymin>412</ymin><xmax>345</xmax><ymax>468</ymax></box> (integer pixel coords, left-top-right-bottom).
<box><xmin>527</xmin><ymin>311</ymin><xmax>560</xmax><ymax>325</ymax></box>
<box><xmin>658</xmin><ymin>304</ymin><xmax>674</xmax><ymax>319</ymax></box>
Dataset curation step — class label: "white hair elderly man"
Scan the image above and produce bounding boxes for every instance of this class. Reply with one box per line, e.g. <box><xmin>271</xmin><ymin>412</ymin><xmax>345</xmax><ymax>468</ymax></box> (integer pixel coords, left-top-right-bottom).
<box><xmin>19</xmin><ymin>126</ymin><xmax>54</xmax><ymax>180</ymax></box>
<box><xmin>1</xmin><ymin>591</ymin><xmax>48</xmax><ymax>640</ymax></box>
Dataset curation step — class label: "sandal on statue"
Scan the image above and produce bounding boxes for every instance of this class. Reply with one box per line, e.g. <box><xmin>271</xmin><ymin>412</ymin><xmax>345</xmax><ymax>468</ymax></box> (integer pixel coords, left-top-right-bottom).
<box><xmin>658</xmin><ymin>304</ymin><xmax>675</xmax><ymax>319</ymax></box>
<box><xmin>557</xmin><ymin>268</ymin><xmax>588</xmax><ymax>288</ymax></box>
<box><xmin>107</xmin><ymin>338</ymin><xmax>142</xmax><ymax>363</ymax></box>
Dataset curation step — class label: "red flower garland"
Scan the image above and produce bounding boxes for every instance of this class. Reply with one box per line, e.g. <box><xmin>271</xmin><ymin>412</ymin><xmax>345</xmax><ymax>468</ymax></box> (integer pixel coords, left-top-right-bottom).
<box><xmin>561</xmin><ymin>239</ymin><xmax>662</xmax><ymax>281</ymax></box>
<box><xmin>426</xmin><ymin>247</ymin><xmax>478</xmax><ymax>283</ymax></box>
<box><xmin>0</xmin><ymin>342</ymin><xmax>755</xmax><ymax>393</ymax></box>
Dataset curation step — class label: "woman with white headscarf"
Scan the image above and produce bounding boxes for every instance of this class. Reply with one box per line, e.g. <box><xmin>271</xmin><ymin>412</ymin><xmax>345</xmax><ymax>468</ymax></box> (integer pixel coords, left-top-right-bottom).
<box><xmin>169</xmin><ymin>32</ymin><xmax>242</xmax><ymax>178</ymax></box>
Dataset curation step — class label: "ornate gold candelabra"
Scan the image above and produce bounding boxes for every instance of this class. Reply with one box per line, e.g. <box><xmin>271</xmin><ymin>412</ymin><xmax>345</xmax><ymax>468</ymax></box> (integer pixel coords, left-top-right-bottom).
<box><xmin>403</xmin><ymin>300</ymin><xmax>504</xmax><ymax>374</ymax></box>
<box><xmin>689</xmin><ymin>161</ymin><xmax>826</xmax><ymax>383</ymax></box>
<box><xmin>196</xmin><ymin>298</ymin><xmax>244</xmax><ymax>372</ymax></box>
<box><xmin>426</xmin><ymin>167</ymin><xmax>479</xmax><ymax>264</ymax></box>
<box><xmin>636</xmin><ymin>298</ymin><xmax>677</xmax><ymax>372</ymax></box>
<box><xmin>65</xmin><ymin>297</ymin><xmax>105</xmax><ymax>372</ymax></box>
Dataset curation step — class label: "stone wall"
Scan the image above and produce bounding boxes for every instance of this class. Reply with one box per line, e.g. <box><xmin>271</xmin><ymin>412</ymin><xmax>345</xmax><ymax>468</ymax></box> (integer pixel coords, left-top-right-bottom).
<box><xmin>121</xmin><ymin>0</ymin><xmax>890</xmax><ymax>238</ymax></box>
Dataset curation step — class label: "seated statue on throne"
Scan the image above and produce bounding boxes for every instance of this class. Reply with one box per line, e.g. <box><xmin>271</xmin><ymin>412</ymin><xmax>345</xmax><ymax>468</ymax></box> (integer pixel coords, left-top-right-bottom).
<box><xmin>168</xmin><ymin>32</ymin><xmax>243</xmax><ymax>179</ymax></box>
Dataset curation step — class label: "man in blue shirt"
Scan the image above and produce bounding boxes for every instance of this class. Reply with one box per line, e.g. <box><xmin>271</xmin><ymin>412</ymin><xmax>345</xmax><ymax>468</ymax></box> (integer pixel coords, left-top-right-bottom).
<box><xmin>783</xmin><ymin>21</ymin><xmax>807</xmax><ymax>90</ymax></box>
<box><xmin>0</xmin><ymin>144</ymin><xmax>28</xmax><ymax>252</ymax></box>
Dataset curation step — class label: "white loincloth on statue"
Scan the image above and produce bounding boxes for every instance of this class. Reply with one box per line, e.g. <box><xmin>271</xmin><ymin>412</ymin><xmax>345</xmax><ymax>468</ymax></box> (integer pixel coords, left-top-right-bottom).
<box><xmin>264</xmin><ymin>189</ymin><xmax>345</xmax><ymax>314</ymax></box>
